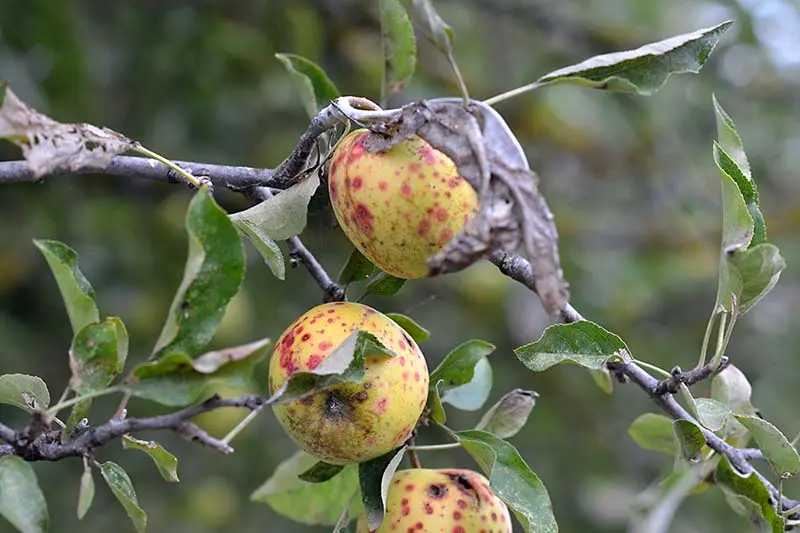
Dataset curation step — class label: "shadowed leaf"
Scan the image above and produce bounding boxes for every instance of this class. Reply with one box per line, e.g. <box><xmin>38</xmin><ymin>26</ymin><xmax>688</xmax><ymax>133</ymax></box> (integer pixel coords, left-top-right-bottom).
<box><xmin>379</xmin><ymin>0</ymin><xmax>417</xmax><ymax>102</ymax></box>
<box><xmin>275</xmin><ymin>54</ymin><xmax>340</xmax><ymax>120</ymax></box>
<box><xmin>100</xmin><ymin>462</ymin><xmax>146</xmax><ymax>533</ymax></box>
<box><xmin>359</xmin><ymin>446</ymin><xmax>407</xmax><ymax>531</ymax></box>
<box><xmin>122</xmin><ymin>436</ymin><xmax>180</xmax><ymax>482</ymax></box>
<box><xmin>0</xmin><ymin>374</ymin><xmax>49</xmax><ymax>412</ymax></box>
<box><xmin>0</xmin><ymin>456</ymin><xmax>49</xmax><ymax>533</ymax></box>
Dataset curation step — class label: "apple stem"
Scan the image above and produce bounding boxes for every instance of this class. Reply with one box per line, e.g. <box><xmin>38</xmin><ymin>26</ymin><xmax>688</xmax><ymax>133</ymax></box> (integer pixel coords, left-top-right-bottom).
<box><xmin>407</xmin><ymin>442</ymin><xmax>462</xmax><ymax>452</ymax></box>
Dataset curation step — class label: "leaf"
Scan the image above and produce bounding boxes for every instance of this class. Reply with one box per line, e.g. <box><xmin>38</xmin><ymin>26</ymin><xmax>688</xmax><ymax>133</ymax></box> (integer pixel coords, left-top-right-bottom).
<box><xmin>363</xmin><ymin>272</ymin><xmax>407</xmax><ymax>297</ymax></box>
<box><xmin>430</xmin><ymin>339</ymin><xmax>495</xmax><ymax>388</ymax></box>
<box><xmin>672</xmin><ymin>420</ymin><xmax>705</xmax><ymax>461</ymax></box>
<box><xmin>266</xmin><ymin>330</ymin><xmax>395</xmax><ymax>406</ymax></box>
<box><xmin>298</xmin><ymin>461</ymin><xmax>345</xmax><ymax>484</ymax></box>
<box><xmin>131</xmin><ymin>338</ymin><xmax>271</xmax><ymax>406</ymax></box>
<box><xmin>734</xmin><ymin>415</ymin><xmax>800</xmax><ymax>477</ymax></box>
<box><xmin>385</xmin><ymin>313</ymin><xmax>430</xmax><ymax>344</ymax></box>
<box><xmin>426</xmin><ymin>381</ymin><xmax>447</xmax><ymax>424</ymax></box>
<box><xmin>358</xmin><ymin>446</ymin><xmax>407</xmax><ymax>531</ymax></box>
<box><xmin>628</xmin><ymin>413</ymin><xmax>676</xmax><ymax>455</ymax></box>
<box><xmin>515</xmin><ymin>320</ymin><xmax>629</xmax><ymax>372</ymax></box>
<box><xmin>694</xmin><ymin>398</ymin><xmax>731</xmax><ymax>432</ymax></box>
<box><xmin>475</xmin><ymin>389</ymin><xmax>538</xmax><ymax>439</ymax></box>
<box><xmin>0</xmin><ymin>84</ymin><xmax>135</xmax><ymax>178</ymax></box>
<box><xmin>33</xmin><ymin>239</ymin><xmax>98</xmax><ymax>334</ymax></box>
<box><xmin>712</xmin><ymin>365</ymin><xmax>754</xmax><ymax>413</ymax></box>
<box><xmin>0</xmin><ymin>456</ymin><xmax>49</xmax><ymax>533</ymax></box>
<box><xmin>590</xmin><ymin>367</ymin><xmax>614</xmax><ymax>394</ymax></box>
<box><xmin>536</xmin><ymin>21</ymin><xmax>732</xmax><ymax>94</ymax></box>
<box><xmin>251</xmin><ymin>451</ymin><xmax>360</xmax><ymax>526</ymax></box>
<box><xmin>153</xmin><ymin>189</ymin><xmax>246</xmax><ymax>359</ymax></box>
<box><xmin>65</xmin><ymin>399</ymin><xmax>92</xmax><ymax>441</ymax></box>
<box><xmin>100</xmin><ymin>462</ymin><xmax>146</xmax><ymax>533</ymax></box>
<box><xmin>338</xmin><ymin>249</ymin><xmax>376</xmax><ymax>285</ymax></box>
<box><xmin>77</xmin><ymin>463</ymin><xmax>94</xmax><ymax>520</ymax></box>
<box><xmin>379</xmin><ymin>0</ymin><xmax>417</xmax><ymax>102</ymax></box>
<box><xmin>0</xmin><ymin>374</ymin><xmax>50</xmax><ymax>412</ymax></box>
<box><xmin>69</xmin><ymin>317</ymin><xmax>127</xmax><ymax>396</ymax></box>
<box><xmin>715</xmin><ymin>456</ymin><xmax>784</xmax><ymax>532</ymax></box>
<box><xmin>230</xmin><ymin>174</ymin><xmax>320</xmax><ymax>242</ymax></box>
<box><xmin>459</xmin><ymin>430</ymin><xmax>557</xmax><ymax>533</ymax></box>
<box><xmin>440</xmin><ymin>356</ymin><xmax>493</xmax><ymax>411</ymax></box>
<box><xmin>725</xmin><ymin>243</ymin><xmax>785</xmax><ymax>316</ymax></box>
<box><xmin>409</xmin><ymin>0</ymin><xmax>455</xmax><ymax>55</ymax></box>
<box><xmin>274</xmin><ymin>54</ymin><xmax>340</xmax><ymax>120</ymax></box>
<box><xmin>714</xmin><ymin>97</ymin><xmax>764</xmax><ymax>245</ymax></box>
<box><xmin>234</xmin><ymin>218</ymin><xmax>285</xmax><ymax>280</ymax></box>
<box><xmin>630</xmin><ymin>462</ymin><xmax>711</xmax><ymax>533</ymax></box>
<box><xmin>122</xmin><ymin>436</ymin><xmax>180</xmax><ymax>482</ymax></box>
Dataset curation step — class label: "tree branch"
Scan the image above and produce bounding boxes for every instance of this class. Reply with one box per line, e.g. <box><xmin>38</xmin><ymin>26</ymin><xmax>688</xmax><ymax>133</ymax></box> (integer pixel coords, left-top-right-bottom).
<box><xmin>0</xmin><ymin>156</ymin><xmax>278</xmax><ymax>190</ymax></box>
<box><xmin>0</xmin><ymin>394</ymin><xmax>265</xmax><ymax>460</ymax></box>
<box><xmin>287</xmin><ymin>236</ymin><xmax>346</xmax><ymax>302</ymax></box>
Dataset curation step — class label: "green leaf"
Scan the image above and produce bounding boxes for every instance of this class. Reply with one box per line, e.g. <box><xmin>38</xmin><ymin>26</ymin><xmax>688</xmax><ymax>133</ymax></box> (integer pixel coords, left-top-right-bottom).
<box><xmin>100</xmin><ymin>462</ymin><xmax>146</xmax><ymax>533</ymax></box>
<box><xmin>33</xmin><ymin>239</ymin><xmax>98</xmax><ymax>334</ymax></box>
<box><xmin>363</xmin><ymin>272</ymin><xmax>407</xmax><ymax>297</ymax></box>
<box><xmin>476</xmin><ymin>389</ymin><xmax>538</xmax><ymax>439</ymax></box>
<box><xmin>536</xmin><ymin>21</ymin><xmax>732</xmax><ymax>94</ymax></box>
<box><xmin>132</xmin><ymin>338</ymin><xmax>271</xmax><ymax>406</ymax></box>
<box><xmin>234</xmin><ymin>218</ymin><xmax>285</xmax><ymax>280</ymax></box>
<box><xmin>694</xmin><ymin>398</ymin><xmax>731</xmax><ymax>432</ymax></box>
<box><xmin>298</xmin><ymin>461</ymin><xmax>345</xmax><ymax>484</ymax></box>
<box><xmin>122</xmin><ymin>436</ymin><xmax>180</xmax><ymax>482</ymax></box>
<box><xmin>230</xmin><ymin>174</ymin><xmax>320</xmax><ymax>243</ymax></box>
<box><xmin>712</xmin><ymin>365</ymin><xmax>754</xmax><ymax>414</ymax></box>
<box><xmin>724</xmin><ymin>243</ymin><xmax>785</xmax><ymax>316</ymax></box>
<box><xmin>65</xmin><ymin>399</ymin><xmax>92</xmax><ymax>441</ymax></box>
<box><xmin>153</xmin><ymin>189</ymin><xmax>246</xmax><ymax>359</ymax></box>
<box><xmin>379</xmin><ymin>0</ymin><xmax>417</xmax><ymax>103</ymax></box>
<box><xmin>77</xmin><ymin>463</ymin><xmax>94</xmax><ymax>520</ymax></box>
<box><xmin>440</xmin><ymin>356</ymin><xmax>493</xmax><ymax>411</ymax></box>
<box><xmin>715</xmin><ymin>456</ymin><xmax>784</xmax><ymax>532</ymax></box>
<box><xmin>515</xmin><ymin>320</ymin><xmax>629</xmax><ymax>372</ymax></box>
<box><xmin>672</xmin><ymin>420</ymin><xmax>705</xmax><ymax>461</ymax></box>
<box><xmin>359</xmin><ymin>446</ymin><xmax>407</xmax><ymax>531</ymax></box>
<box><xmin>385</xmin><ymin>313</ymin><xmax>430</xmax><ymax>344</ymax></box>
<box><xmin>267</xmin><ymin>330</ymin><xmax>395</xmax><ymax>406</ymax></box>
<box><xmin>409</xmin><ymin>0</ymin><xmax>455</xmax><ymax>55</ymax></box>
<box><xmin>0</xmin><ymin>374</ymin><xmax>50</xmax><ymax>412</ymax></box>
<box><xmin>590</xmin><ymin>367</ymin><xmax>614</xmax><ymax>394</ymax></box>
<box><xmin>734</xmin><ymin>415</ymin><xmax>800</xmax><ymax>477</ymax></box>
<box><xmin>338</xmin><ymin>249</ymin><xmax>376</xmax><ymax>285</ymax></box>
<box><xmin>0</xmin><ymin>456</ymin><xmax>49</xmax><ymax>533</ymax></box>
<box><xmin>458</xmin><ymin>430</ymin><xmax>557</xmax><ymax>533</ymax></box>
<box><xmin>430</xmin><ymin>339</ymin><xmax>495</xmax><ymax>388</ymax></box>
<box><xmin>628</xmin><ymin>413</ymin><xmax>676</xmax><ymax>455</ymax></box>
<box><xmin>274</xmin><ymin>54</ymin><xmax>340</xmax><ymax>120</ymax></box>
<box><xmin>426</xmin><ymin>381</ymin><xmax>446</xmax><ymax>424</ymax></box>
<box><xmin>252</xmin><ymin>451</ymin><xmax>360</xmax><ymax>526</ymax></box>
<box><xmin>69</xmin><ymin>317</ymin><xmax>127</xmax><ymax>396</ymax></box>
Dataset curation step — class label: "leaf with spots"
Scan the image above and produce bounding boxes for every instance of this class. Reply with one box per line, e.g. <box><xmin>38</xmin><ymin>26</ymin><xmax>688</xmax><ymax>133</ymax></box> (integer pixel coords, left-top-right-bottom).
<box><xmin>33</xmin><ymin>239</ymin><xmax>99</xmax><ymax>335</ymax></box>
<box><xmin>69</xmin><ymin>317</ymin><xmax>128</xmax><ymax>396</ymax></box>
<box><xmin>122</xmin><ymin>436</ymin><xmax>180</xmax><ymax>482</ymax></box>
<box><xmin>426</xmin><ymin>340</ymin><xmax>495</xmax><ymax>421</ymax></box>
<box><xmin>266</xmin><ymin>330</ymin><xmax>395</xmax><ymax>406</ymax></box>
<box><xmin>0</xmin><ymin>374</ymin><xmax>50</xmax><ymax>413</ymax></box>
<box><xmin>0</xmin><ymin>83</ymin><xmax>135</xmax><ymax>178</ymax></box>
<box><xmin>298</xmin><ymin>461</ymin><xmax>345</xmax><ymax>484</ymax></box>
<box><xmin>153</xmin><ymin>188</ymin><xmax>246</xmax><ymax>359</ymax></box>
<box><xmin>274</xmin><ymin>54</ymin><xmax>340</xmax><ymax>120</ymax></box>
<box><xmin>458</xmin><ymin>430</ymin><xmax>557</xmax><ymax>533</ymax></box>
<box><xmin>379</xmin><ymin>0</ymin><xmax>416</xmax><ymax>104</ymax></box>
<box><xmin>338</xmin><ymin>248</ymin><xmax>376</xmax><ymax>285</ymax></box>
<box><xmin>362</xmin><ymin>272</ymin><xmax>407</xmax><ymax>297</ymax></box>
<box><xmin>716</xmin><ymin>456</ymin><xmax>784</xmax><ymax>533</ymax></box>
<box><xmin>131</xmin><ymin>338</ymin><xmax>271</xmax><ymax>406</ymax></box>
<box><xmin>476</xmin><ymin>389</ymin><xmax>538</xmax><ymax>439</ymax></box>
<box><xmin>252</xmin><ymin>451</ymin><xmax>361</xmax><ymax>526</ymax></box>
<box><xmin>0</xmin><ymin>456</ymin><xmax>49</xmax><ymax>533</ymax></box>
<box><xmin>385</xmin><ymin>313</ymin><xmax>430</xmax><ymax>344</ymax></box>
<box><xmin>99</xmin><ymin>462</ymin><xmax>146</xmax><ymax>533</ymax></box>
<box><xmin>515</xmin><ymin>320</ymin><xmax>629</xmax><ymax>372</ymax></box>
<box><xmin>359</xmin><ymin>445</ymin><xmax>407</xmax><ymax>531</ymax></box>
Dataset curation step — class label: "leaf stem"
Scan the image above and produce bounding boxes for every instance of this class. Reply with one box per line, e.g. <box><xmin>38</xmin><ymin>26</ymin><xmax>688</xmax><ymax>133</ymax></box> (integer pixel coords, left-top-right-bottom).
<box><xmin>709</xmin><ymin>311</ymin><xmax>731</xmax><ymax>369</ymax></box>
<box><xmin>696</xmin><ymin>309</ymin><xmax>718</xmax><ymax>369</ymax></box>
<box><xmin>632</xmin><ymin>359</ymin><xmax>672</xmax><ymax>378</ymax></box>
<box><xmin>483</xmin><ymin>82</ymin><xmax>545</xmax><ymax>106</ymax></box>
<box><xmin>45</xmin><ymin>386</ymin><xmax>127</xmax><ymax>417</ymax></box>
<box><xmin>220</xmin><ymin>405</ymin><xmax>265</xmax><ymax>445</ymax></box>
<box><xmin>133</xmin><ymin>145</ymin><xmax>203</xmax><ymax>189</ymax></box>
<box><xmin>407</xmin><ymin>442</ymin><xmax>461</xmax><ymax>452</ymax></box>
<box><xmin>446</xmin><ymin>51</ymin><xmax>470</xmax><ymax>104</ymax></box>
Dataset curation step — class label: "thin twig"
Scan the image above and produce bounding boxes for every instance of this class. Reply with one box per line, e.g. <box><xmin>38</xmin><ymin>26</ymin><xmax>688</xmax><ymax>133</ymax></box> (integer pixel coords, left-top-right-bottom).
<box><xmin>652</xmin><ymin>357</ymin><xmax>730</xmax><ymax>396</ymax></box>
<box><xmin>287</xmin><ymin>236</ymin><xmax>346</xmax><ymax>302</ymax></box>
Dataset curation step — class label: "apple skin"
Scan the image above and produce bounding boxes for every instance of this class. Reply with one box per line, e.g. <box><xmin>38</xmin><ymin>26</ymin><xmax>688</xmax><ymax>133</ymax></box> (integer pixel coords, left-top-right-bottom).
<box><xmin>268</xmin><ymin>302</ymin><xmax>429</xmax><ymax>465</ymax></box>
<box><xmin>356</xmin><ymin>468</ymin><xmax>512</xmax><ymax>532</ymax></box>
<box><xmin>328</xmin><ymin>129</ymin><xmax>478</xmax><ymax>279</ymax></box>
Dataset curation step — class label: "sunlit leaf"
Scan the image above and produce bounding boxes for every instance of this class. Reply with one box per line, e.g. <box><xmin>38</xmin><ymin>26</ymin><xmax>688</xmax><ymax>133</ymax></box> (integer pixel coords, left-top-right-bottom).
<box><xmin>0</xmin><ymin>456</ymin><xmax>49</xmax><ymax>533</ymax></box>
<box><xmin>0</xmin><ymin>374</ymin><xmax>50</xmax><ymax>412</ymax></box>
<box><xmin>33</xmin><ymin>239</ymin><xmax>98</xmax><ymax>334</ymax></box>
<box><xmin>715</xmin><ymin>456</ymin><xmax>784</xmax><ymax>532</ymax></box>
<box><xmin>122</xmin><ymin>436</ymin><xmax>180</xmax><ymax>482</ymax></box>
<box><xmin>515</xmin><ymin>320</ymin><xmax>628</xmax><ymax>372</ymax></box>
<box><xmin>385</xmin><ymin>313</ymin><xmax>430</xmax><ymax>344</ymax></box>
<box><xmin>153</xmin><ymin>188</ymin><xmax>246</xmax><ymax>359</ymax></box>
<box><xmin>275</xmin><ymin>54</ymin><xmax>340</xmax><ymax>120</ymax></box>
<box><xmin>100</xmin><ymin>462</ymin><xmax>146</xmax><ymax>533</ymax></box>
<box><xmin>359</xmin><ymin>446</ymin><xmax>407</xmax><ymax>531</ymax></box>
<box><xmin>379</xmin><ymin>0</ymin><xmax>417</xmax><ymax>102</ymax></box>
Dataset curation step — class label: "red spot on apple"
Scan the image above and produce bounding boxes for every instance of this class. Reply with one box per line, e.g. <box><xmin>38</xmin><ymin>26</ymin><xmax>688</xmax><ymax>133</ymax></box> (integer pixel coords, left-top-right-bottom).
<box><xmin>377</xmin><ymin>398</ymin><xmax>388</xmax><ymax>413</ymax></box>
<box><xmin>401</xmin><ymin>182</ymin><xmax>412</xmax><ymax>198</ymax></box>
<box><xmin>417</xmin><ymin>219</ymin><xmax>431</xmax><ymax>237</ymax></box>
<box><xmin>414</xmin><ymin>372</ymin><xmax>421</xmax><ymax>382</ymax></box>
<box><xmin>355</xmin><ymin>203</ymin><xmax>375</xmax><ymax>236</ymax></box>
<box><xmin>453</xmin><ymin>510</ymin><xmax>462</xmax><ymax>520</ymax></box>
<box><xmin>307</xmin><ymin>354</ymin><xmax>323</xmax><ymax>370</ymax></box>
<box><xmin>352</xmin><ymin>176</ymin><xmax>363</xmax><ymax>190</ymax></box>
<box><xmin>379</xmin><ymin>181</ymin><xmax>388</xmax><ymax>191</ymax></box>
<box><xmin>399</xmin><ymin>340</ymin><xmax>408</xmax><ymax>350</ymax></box>
<box><xmin>318</xmin><ymin>341</ymin><xmax>333</xmax><ymax>351</ymax></box>
<box><xmin>301</xmin><ymin>333</ymin><xmax>311</xmax><ymax>342</ymax></box>
<box><xmin>453</xmin><ymin>527</ymin><xmax>465</xmax><ymax>533</ymax></box>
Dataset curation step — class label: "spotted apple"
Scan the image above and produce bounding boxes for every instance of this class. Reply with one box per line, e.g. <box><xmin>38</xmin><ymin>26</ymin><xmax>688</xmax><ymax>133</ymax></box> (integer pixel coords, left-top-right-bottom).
<box><xmin>268</xmin><ymin>302</ymin><xmax>429</xmax><ymax>464</ymax></box>
<box><xmin>356</xmin><ymin>468</ymin><xmax>512</xmax><ymax>532</ymax></box>
<box><xmin>328</xmin><ymin>129</ymin><xmax>478</xmax><ymax>279</ymax></box>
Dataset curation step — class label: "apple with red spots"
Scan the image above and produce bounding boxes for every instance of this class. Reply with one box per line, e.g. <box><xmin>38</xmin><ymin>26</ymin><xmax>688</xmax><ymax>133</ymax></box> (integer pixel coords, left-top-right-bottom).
<box><xmin>328</xmin><ymin>129</ymin><xmax>479</xmax><ymax>279</ymax></box>
<box><xmin>268</xmin><ymin>302</ymin><xmax>429</xmax><ymax>465</ymax></box>
<box><xmin>356</xmin><ymin>468</ymin><xmax>512</xmax><ymax>533</ymax></box>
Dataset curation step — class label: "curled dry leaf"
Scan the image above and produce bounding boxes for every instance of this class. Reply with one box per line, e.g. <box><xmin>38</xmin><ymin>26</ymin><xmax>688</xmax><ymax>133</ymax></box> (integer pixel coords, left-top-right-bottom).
<box><xmin>0</xmin><ymin>84</ymin><xmax>135</xmax><ymax>177</ymax></box>
<box><xmin>341</xmin><ymin>96</ymin><xmax>567</xmax><ymax>313</ymax></box>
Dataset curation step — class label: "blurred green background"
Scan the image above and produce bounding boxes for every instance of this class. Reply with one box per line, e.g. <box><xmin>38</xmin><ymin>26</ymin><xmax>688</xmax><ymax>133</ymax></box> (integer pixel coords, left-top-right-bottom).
<box><xmin>2</xmin><ymin>0</ymin><xmax>800</xmax><ymax>531</ymax></box>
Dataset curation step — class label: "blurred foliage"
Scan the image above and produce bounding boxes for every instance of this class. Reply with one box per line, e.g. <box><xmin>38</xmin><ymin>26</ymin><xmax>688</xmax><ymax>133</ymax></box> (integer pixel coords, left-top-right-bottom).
<box><xmin>2</xmin><ymin>0</ymin><xmax>800</xmax><ymax>531</ymax></box>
